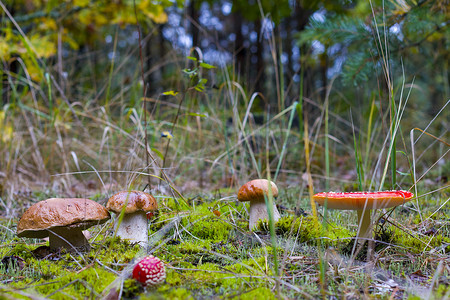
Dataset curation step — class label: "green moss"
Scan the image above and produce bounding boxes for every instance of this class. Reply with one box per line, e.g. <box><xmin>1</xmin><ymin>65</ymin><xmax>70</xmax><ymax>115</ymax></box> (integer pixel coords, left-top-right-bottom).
<box><xmin>231</xmin><ymin>286</ymin><xmax>277</xmax><ymax>299</ymax></box>
<box><xmin>171</xmin><ymin>205</ymin><xmax>233</xmax><ymax>242</ymax></box>
<box><xmin>93</xmin><ymin>236</ymin><xmax>142</xmax><ymax>266</ymax></box>
<box><xmin>162</xmin><ymin>250</ymin><xmax>273</xmax><ymax>295</ymax></box>
<box><xmin>4</xmin><ymin>236</ymin><xmax>143</xmax><ymax>299</ymax></box>
<box><xmin>184</xmin><ymin>217</ymin><xmax>231</xmax><ymax>241</ymax></box>
<box><xmin>412</xmin><ymin>210</ymin><xmax>449</xmax><ymax>224</ymax></box>
<box><xmin>407</xmin><ymin>284</ymin><xmax>449</xmax><ymax>300</ymax></box>
<box><xmin>145</xmin><ymin>287</ymin><xmax>194</xmax><ymax>300</ymax></box>
<box><xmin>434</xmin><ymin>284</ymin><xmax>449</xmax><ymax>299</ymax></box>
<box><xmin>121</xmin><ymin>278</ymin><xmax>142</xmax><ymax>298</ymax></box>
<box><xmin>256</xmin><ymin>216</ymin><xmax>351</xmax><ymax>246</ymax></box>
<box><xmin>11</xmin><ymin>266</ymin><xmax>116</xmax><ymax>299</ymax></box>
<box><xmin>390</xmin><ymin>226</ymin><xmax>450</xmax><ymax>253</ymax></box>
<box><xmin>151</xmin><ymin>197</ymin><xmax>235</xmax><ymax>241</ymax></box>
<box><xmin>8</xmin><ymin>244</ymin><xmax>36</xmax><ymax>260</ymax></box>
<box><xmin>277</xmin><ymin>216</ymin><xmax>322</xmax><ymax>241</ymax></box>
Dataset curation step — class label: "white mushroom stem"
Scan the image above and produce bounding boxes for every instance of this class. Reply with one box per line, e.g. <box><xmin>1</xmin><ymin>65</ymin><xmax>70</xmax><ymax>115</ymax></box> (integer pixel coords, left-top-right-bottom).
<box><xmin>115</xmin><ymin>211</ymin><xmax>148</xmax><ymax>246</ymax></box>
<box><xmin>249</xmin><ymin>200</ymin><xmax>281</xmax><ymax>230</ymax></box>
<box><xmin>356</xmin><ymin>209</ymin><xmax>372</xmax><ymax>242</ymax></box>
<box><xmin>48</xmin><ymin>227</ymin><xmax>90</xmax><ymax>252</ymax></box>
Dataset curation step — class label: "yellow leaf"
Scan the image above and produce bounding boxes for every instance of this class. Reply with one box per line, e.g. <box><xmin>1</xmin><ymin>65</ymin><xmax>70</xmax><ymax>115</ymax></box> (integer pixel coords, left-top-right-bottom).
<box><xmin>38</xmin><ymin>17</ymin><xmax>57</xmax><ymax>31</ymax></box>
<box><xmin>0</xmin><ymin>38</ymin><xmax>11</xmax><ymax>60</ymax></box>
<box><xmin>29</xmin><ymin>34</ymin><xmax>56</xmax><ymax>58</ymax></box>
<box><xmin>0</xmin><ymin>111</ymin><xmax>14</xmax><ymax>143</ymax></box>
<box><xmin>78</xmin><ymin>9</ymin><xmax>108</xmax><ymax>27</ymax></box>
<box><xmin>74</xmin><ymin>0</ymin><xmax>90</xmax><ymax>7</ymax></box>
<box><xmin>151</xmin><ymin>10</ymin><xmax>168</xmax><ymax>24</ymax></box>
<box><xmin>138</xmin><ymin>0</ymin><xmax>168</xmax><ymax>23</ymax></box>
<box><xmin>23</xmin><ymin>57</ymin><xmax>43</xmax><ymax>81</ymax></box>
<box><xmin>62</xmin><ymin>34</ymin><xmax>80</xmax><ymax>50</ymax></box>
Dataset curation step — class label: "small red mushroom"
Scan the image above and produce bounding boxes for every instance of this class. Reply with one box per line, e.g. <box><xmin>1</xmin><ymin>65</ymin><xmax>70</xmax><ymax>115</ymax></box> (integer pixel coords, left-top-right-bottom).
<box><xmin>132</xmin><ymin>255</ymin><xmax>166</xmax><ymax>286</ymax></box>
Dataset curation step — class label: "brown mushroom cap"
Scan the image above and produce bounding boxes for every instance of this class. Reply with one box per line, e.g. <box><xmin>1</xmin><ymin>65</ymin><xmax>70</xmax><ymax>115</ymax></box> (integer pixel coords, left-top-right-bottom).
<box><xmin>17</xmin><ymin>198</ymin><xmax>110</xmax><ymax>239</ymax></box>
<box><xmin>237</xmin><ymin>179</ymin><xmax>278</xmax><ymax>202</ymax></box>
<box><xmin>106</xmin><ymin>191</ymin><xmax>157</xmax><ymax>214</ymax></box>
<box><xmin>313</xmin><ymin>191</ymin><xmax>414</xmax><ymax>210</ymax></box>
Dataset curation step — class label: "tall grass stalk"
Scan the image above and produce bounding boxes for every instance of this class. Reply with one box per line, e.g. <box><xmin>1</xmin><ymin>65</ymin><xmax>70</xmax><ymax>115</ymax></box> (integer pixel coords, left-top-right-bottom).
<box><xmin>257</xmin><ymin>1</ymin><xmax>282</xmax><ymax>113</ymax></box>
<box><xmin>363</xmin><ymin>95</ymin><xmax>377</xmax><ymax>184</ymax></box>
<box><xmin>44</xmin><ymin>73</ymin><xmax>55</xmax><ymax>125</ymax></box>
<box><xmin>303</xmin><ymin>113</ymin><xmax>317</xmax><ymax>220</ymax></box>
<box><xmin>377</xmin><ymin>74</ymin><xmax>413</xmax><ymax>191</ymax></box>
<box><xmin>350</xmin><ymin>111</ymin><xmax>364</xmax><ymax>191</ymax></box>
<box><xmin>389</xmin><ymin>92</ymin><xmax>397</xmax><ymax>189</ymax></box>
<box><xmin>264</xmin><ymin>109</ymin><xmax>280</xmax><ymax>296</ymax></box>
<box><xmin>133</xmin><ymin>1</ymin><xmax>152</xmax><ymax>190</ymax></box>
<box><xmin>104</xmin><ymin>27</ymin><xmax>119</xmax><ymax>110</ymax></box>
<box><xmin>273</xmin><ymin>102</ymin><xmax>297</xmax><ymax>181</ymax></box>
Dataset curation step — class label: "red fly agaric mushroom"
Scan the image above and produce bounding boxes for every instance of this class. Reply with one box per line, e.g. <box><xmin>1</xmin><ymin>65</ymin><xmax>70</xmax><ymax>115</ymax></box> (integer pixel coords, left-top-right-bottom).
<box><xmin>106</xmin><ymin>191</ymin><xmax>157</xmax><ymax>246</ymax></box>
<box><xmin>132</xmin><ymin>255</ymin><xmax>166</xmax><ymax>286</ymax></box>
<box><xmin>313</xmin><ymin>190</ymin><xmax>414</xmax><ymax>242</ymax></box>
<box><xmin>17</xmin><ymin>198</ymin><xmax>110</xmax><ymax>253</ymax></box>
<box><xmin>238</xmin><ymin>179</ymin><xmax>281</xmax><ymax>230</ymax></box>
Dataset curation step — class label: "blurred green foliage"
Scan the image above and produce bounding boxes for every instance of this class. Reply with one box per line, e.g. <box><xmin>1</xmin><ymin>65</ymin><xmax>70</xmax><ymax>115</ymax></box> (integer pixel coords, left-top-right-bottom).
<box><xmin>1</xmin><ymin>0</ymin><xmax>174</xmax><ymax>81</ymax></box>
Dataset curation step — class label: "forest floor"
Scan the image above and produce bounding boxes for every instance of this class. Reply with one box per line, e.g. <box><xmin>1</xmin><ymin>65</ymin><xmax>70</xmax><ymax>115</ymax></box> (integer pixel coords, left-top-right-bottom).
<box><xmin>0</xmin><ymin>182</ymin><xmax>448</xmax><ymax>299</ymax></box>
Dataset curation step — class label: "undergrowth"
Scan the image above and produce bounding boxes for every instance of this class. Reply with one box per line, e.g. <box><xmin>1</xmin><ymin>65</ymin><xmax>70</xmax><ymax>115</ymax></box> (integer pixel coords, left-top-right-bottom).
<box><xmin>1</xmin><ymin>191</ymin><xmax>449</xmax><ymax>299</ymax></box>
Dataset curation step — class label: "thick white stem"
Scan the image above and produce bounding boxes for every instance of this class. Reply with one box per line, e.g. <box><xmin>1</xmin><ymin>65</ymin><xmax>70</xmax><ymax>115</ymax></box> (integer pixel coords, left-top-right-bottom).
<box><xmin>115</xmin><ymin>211</ymin><xmax>148</xmax><ymax>247</ymax></box>
<box><xmin>48</xmin><ymin>227</ymin><xmax>90</xmax><ymax>253</ymax></box>
<box><xmin>356</xmin><ymin>209</ymin><xmax>372</xmax><ymax>243</ymax></box>
<box><xmin>249</xmin><ymin>201</ymin><xmax>281</xmax><ymax>231</ymax></box>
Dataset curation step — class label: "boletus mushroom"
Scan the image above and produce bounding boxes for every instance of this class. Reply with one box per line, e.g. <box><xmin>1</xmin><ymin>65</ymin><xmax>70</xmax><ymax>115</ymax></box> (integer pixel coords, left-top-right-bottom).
<box><xmin>238</xmin><ymin>179</ymin><xmax>281</xmax><ymax>230</ymax></box>
<box><xmin>106</xmin><ymin>191</ymin><xmax>157</xmax><ymax>246</ymax></box>
<box><xmin>17</xmin><ymin>198</ymin><xmax>110</xmax><ymax>253</ymax></box>
<box><xmin>313</xmin><ymin>190</ymin><xmax>414</xmax><ymax>243</ymax></box>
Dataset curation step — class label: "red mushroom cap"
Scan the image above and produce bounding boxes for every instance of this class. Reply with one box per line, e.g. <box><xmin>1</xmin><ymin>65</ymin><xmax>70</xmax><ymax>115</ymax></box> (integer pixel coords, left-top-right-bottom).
<box><xmin>313</xmin><ymin>190</ymin><xmax>414</xmax><ymax>210</ymax></box>
<box><xmin>132</xmin><ymin>255</ymin><xmax>166</xmax><ymax>286</ymax></box>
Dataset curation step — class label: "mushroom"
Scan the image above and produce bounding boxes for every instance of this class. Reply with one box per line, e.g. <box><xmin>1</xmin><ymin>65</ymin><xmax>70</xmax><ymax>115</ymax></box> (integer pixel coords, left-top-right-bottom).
<box><xmin>106</xmin><ymin>191</ymin><xmax>157</xmax><ymax>246</ymax></box>
<box><xmin>313</xmin><ymin>190</ymin><xmax>414</xmax><ymax>243</ymax></box>
<box><xmin>17</xmin><ymin>198</ymin><xmax>110</xmax><ymax>253</ymax></box>
<box><xmin>237</xmin><ymin>179</ymin><xmax>281</xmax><ymax>230</ymax></box>
<box><xmin>132</xmin><ymin>255</ymin><xmax>166</xmax><ymax>286</ymax></box>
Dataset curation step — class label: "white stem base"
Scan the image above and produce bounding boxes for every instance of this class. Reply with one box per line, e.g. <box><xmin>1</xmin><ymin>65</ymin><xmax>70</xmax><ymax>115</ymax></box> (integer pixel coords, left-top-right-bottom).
<box><xmin>48</xmin><ymin>227</ymin><xmax>90</xmax><ymax>253</ymax></box>
<box><xmin>115</xmin><ymin>211</ymin><xmax>148</xmax><ymax>247</ymax></box>
<box><xmin>249</xmin><ymin>201</ymin><xmax>281</xmax><ymax>231</ymax></box>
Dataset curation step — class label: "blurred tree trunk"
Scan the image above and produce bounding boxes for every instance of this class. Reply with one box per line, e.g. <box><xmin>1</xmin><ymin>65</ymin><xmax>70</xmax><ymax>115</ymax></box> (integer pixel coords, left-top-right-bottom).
<box><xmin>145</xmin><ymin>32</ymin><xmax>154</xmax><ymax>94</ymax></box>
<box><xmin>189</xmin><ymin>0</ymin><xmax>199</xmax><ymax>48</ymax></box>
<box><xmin>254</xmin><ymin>19</ymin><xmax>264</xmax><ymax>95</ymax></box>
<box><xmin>284</xmin><ymin>18</ymin><xmax>294</xmax><ymax>80</ymax></box>
<box><xmin>233</xmin><ymin>11</ymin><xmax>245</xmax><ymax>76</ymax></box>
<box><xmin>144</xmin><ymin>24</ymin><xmax>166</xmax><ymax>94</ymax></box>
<box><xmin>294</xmin><ymin>5</ymin><xmax>313</xmax><ymax>99</ymax></box>
<box><xmin>158</xmin><ymin>24</ymin><xmax>166</xmax><ymax>90</ymax></box>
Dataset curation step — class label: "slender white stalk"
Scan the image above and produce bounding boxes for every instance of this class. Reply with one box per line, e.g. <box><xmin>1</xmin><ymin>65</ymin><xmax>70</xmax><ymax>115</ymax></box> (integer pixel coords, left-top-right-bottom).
<box><xmin>356</xmin><ymin>209</ymin><xmax>372</xmax><ymax>242</ymax></box>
